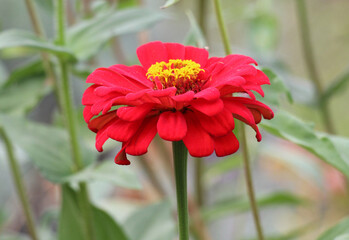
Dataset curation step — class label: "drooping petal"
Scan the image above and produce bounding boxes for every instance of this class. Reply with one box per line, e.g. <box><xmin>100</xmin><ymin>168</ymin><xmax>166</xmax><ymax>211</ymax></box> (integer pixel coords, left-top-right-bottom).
<box><xmin>214</xmin><ymin>131</ymin><xmax>239</xmax><ymax>157</ymax></box>
<box><xmin>126</xmin><ymin>116</ymin><xmax>159</xmax><ymax>155</ymax></box>
<box><xmin>114</xmin><ymin>144</ymin><xmax>130</xmax><ymax>165</ymax></box>
<box><xmin>190</xmin><ymin>98</ymin><xmax>224</xmax><ymax>116</ymax></box>
<box><xmin>184</xmin><ymin>46</ymin><xmax>209</xmax><ymax>67</ymax></box>
<box><xmin>137</xmin><ymin>41</ymin><xmax>168</xmax><ymax>70</ymax></box>
<box><xmin>196</xmin><ymin>109</ymin><xmax>235</xmax><ymax>137</ymax></box>
<box><xmin>107</xmin><ymin>119</ymin><xmax>143</xmax><ymax>142</ymax></box>
<box><xmin>117</xmin><ymin>103</ymin><xmax>154</xmax><ymax>122</ymax></box>
<box><xmin>83</xmin><ymin>106</ymin><xmax>94</xmax><ymax>123</ymax></box>
<box><xmin>95</xmin><ymin>122</ymin><xmax>114</xmax><ymax>152</ymax></box>
<box><xmin>183</xmin><ymin>112</ymin><xmax>214</xmax><ymax>157</ymax></box>
<box><xmin>157</xmin><ymin>111</ymin><xmax>187</xmax><ymax>141</ymax></box>
<box><xmin>231</xmin><ymin>97</ymin><xmax>274</xmax><ymax>120</ymax></box>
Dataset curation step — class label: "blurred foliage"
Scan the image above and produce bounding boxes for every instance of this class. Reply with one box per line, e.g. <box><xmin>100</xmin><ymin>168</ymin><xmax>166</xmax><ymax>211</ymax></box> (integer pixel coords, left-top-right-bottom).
<box><xmin>0</xmin><ymin>0</ymin><xmax>349</xmax><ymax>239</ymax></box>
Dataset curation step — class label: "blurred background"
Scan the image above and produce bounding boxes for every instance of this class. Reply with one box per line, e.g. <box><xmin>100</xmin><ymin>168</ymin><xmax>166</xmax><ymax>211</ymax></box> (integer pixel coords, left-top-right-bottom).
<box><xmin>1</xmin><ymin>0</ymin><xmax>349</xmax><ymax>239</ymax></box>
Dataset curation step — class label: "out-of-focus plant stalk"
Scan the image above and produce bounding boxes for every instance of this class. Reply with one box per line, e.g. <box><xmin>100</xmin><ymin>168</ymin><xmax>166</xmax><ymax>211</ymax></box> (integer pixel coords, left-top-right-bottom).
<box><xmin>173</xmin><ymin>141</ymin><xmax>189</xmax><ymax>240</ymax></box>
<box><xmin>212</xmin><ymin>0</ymin><xmax>265</xmax><ymax>239</ymax></box>
<box><xmin>55</xmin><ymin>1</ymin><xmax>95</xmax><ymax>240</ymax></box>
<box><xmin>0</xmin><ymin>127</ymin><xmax>39</xmax><ymax>240</ymax></box>
<box><xmin>295</xmin><ymin>0</ymin><xmax>335</xmax><ymax>134</ymax></box>
<box><xmin>24</xmin><ymin>0</ymin><xmax>56</xmax><ymax>85</ymax></box>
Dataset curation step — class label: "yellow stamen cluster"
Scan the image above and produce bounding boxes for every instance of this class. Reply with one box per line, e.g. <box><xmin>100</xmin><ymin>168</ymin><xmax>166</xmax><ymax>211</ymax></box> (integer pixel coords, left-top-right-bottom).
<box><xmin>146</xmin><ymin>59</ymin><xmax>204</xmax><ymax>94</ymax></box>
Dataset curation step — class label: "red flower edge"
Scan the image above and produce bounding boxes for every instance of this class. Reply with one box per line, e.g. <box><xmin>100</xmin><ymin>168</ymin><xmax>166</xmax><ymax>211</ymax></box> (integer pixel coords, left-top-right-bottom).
<box><xmin>82</xmin><ymin>41</ymin><xmax>274</xmax><ymax>165</ymax></box>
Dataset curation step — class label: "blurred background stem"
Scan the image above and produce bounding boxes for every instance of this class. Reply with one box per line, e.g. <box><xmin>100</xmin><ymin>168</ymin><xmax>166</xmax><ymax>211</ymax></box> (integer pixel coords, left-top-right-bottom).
<box><xmin>212</xmin><ymin>0</ymin><xmax>265</xmax><ymax>239</ymax></box>
<box><xmin>24</xmin><ymin>0</ymin><xmax>56</xmax><ymax>86</ymax></box>
<box><xmin>173</xmin><ymin>141</ymin><xmax>189</xmax><ymax>240</ymax></box>
<box><xmin>55</xmin><ymin>1</ymin><xmax>95</xmax><ymax>240</ymax></box>
<box><xmin>0</xmin><ymin>127</ymin><xmax>39</xmax><ymax>240</ymax></box>
<box><xmin>295</xmin><ymin>0</ymin><xmax>335</xmax><ymax>134</ymax></box>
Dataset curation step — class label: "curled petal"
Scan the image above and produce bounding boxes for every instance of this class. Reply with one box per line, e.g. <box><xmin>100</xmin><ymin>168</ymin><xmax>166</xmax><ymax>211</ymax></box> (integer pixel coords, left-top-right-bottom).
<box><xmin>196</xmin><ymin>109</ymin><xmax>235</xmax><ymax>137</ymax></box>
<box><xmin>157</xmin><ymin>111</ymin><xmax>187</xmax><ymax>141</ymax></box>
<box><xmin>88</xmin><ymin>110</ymin><xmax>117</xmax><ymax>132</ymax></box>
<box><xmin>114</xmin><ymin>144</ymin><xmax>130</xmax><ymax>165</ymax></box>
<box><xmin>107</xmin><ymin>119</ymin><xmax>143</xmax><ymax>142</ymax></box>
<box><xmin>194</xmin><ymin>87</ymin><xmax>220</xmax><ymax>101</ymax></box>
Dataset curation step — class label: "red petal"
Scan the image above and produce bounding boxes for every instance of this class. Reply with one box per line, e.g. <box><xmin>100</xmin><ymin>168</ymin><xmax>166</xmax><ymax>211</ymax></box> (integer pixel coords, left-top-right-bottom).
<box><xmin>126</xmin><ymin>116</ymin><xmax>159</xmax><ymax>155</ymax></box>
<box><xmin>157</xmin><ymin>111</ymin><xmax>187</xmax><ymax>141</ymax></box>
<box><xmin>183</xmin><ymin>112</ymin><xmax>214</xmax><ymax>157</ymax></box>
<box><xmin>109</xmin><ymin>64</ymin><xmax>152</xmax><ymax>88</ymax></box>
<box><xmin>214</xmin><ymin>131</ymin><xmax>239</xmax><ymax>157</ymax></box>
<box><xmin>165</xmin><ymin>43</ymin><xmax>185</xmax><ymax>60</ymax></box>
<box><xmin>114</xmin><ymin>145</ymin><xmax>130</xmax><ymax>165</ymax></box>
<box><xmin>223</xmin><ymin>99</ymin><xmax>255</xmax><ymax>125</ymax></box>
<box><xmin>196</xmin><ymin>109</ymin><xmax>235</xmax><ymax>137</ymax></box>
<box><xmin>194</xmin><ymin>87</ymin><xmax>220</xmax><ymax>101</ymax></box>
<box><xmin>107</xmin><ymin>119</ymin><xmax>142</xmax><ymax>142</ymax></box>
<box><xmin>137</xmin><ymin>41</ymin><xmax>168</xmax><ymax>70</ymax></box>
<box><xmin>83</xmin><ymin>106</ymin><xmax>94</xmax><ymax>123</ymax></box>
<box><xmin>232</xmin><ymin>97</ymin><xmax>274</xmax><ymax>120</ymax></box>
<box><xmin>88</xmin><ymin>110</ymin><xmax>117</xmax><ymax>132</ymax></box>
<box><xmin>184</xmin><ymin>46</ymin><xmax>209</xmax><ymax>67</ymax></box>
<box><xmin>172</xmin><ymin>91</ymin><xmax>195</xmax><ymax>102</ymax></box>
<box><xmin>190</xmin><ymin>98</ymin><xmax>224</xmax><ymax>116</ymax></box>
<box><xmin>86</xmin><ymin>68</ymin><xmax>142</xmax><ymax>90</ymax></box>
<box><xmin>117</xmin><ymin>103</ymin><xmax>154</xmax><ymax>122</ymax></box>
<box><xmin>95</xmin><ymin>122</ymin><xmax>113</xmax><ymax>152</ymax></box>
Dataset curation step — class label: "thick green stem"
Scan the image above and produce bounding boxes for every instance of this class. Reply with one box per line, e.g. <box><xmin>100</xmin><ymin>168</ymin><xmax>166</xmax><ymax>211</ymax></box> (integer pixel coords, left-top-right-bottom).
<box><xmin>172</xmin><ymin>141</ymin><xmax>189</xmax><ymax>240</ymax></box>
<box><xmin>212</xmin><ymin>0</ymin><xmax>265</xmax><ymax>239</ymax></box>
<box><xmin>55</xmin><ymin>1</ymin><xmax>95</xmax><ymax>240</ymax></box>
<box><xmin>0</xmin><ymin>127</ymin><xmax>39</xmax><ymax>240</ymax></box>
<box><xmin>198</xmin><ymin>0</ymin><xmax>207</xmax><ymax>37</ymax></box>
<box><xmin>295</xmin><ymin>0</ymin><xmax>335</xmax><ymax>134</ymax></box>
<box><xmin>194</xmin><ymin>158</ymin><xmax>204</xmax><ymax>207</ymax></box>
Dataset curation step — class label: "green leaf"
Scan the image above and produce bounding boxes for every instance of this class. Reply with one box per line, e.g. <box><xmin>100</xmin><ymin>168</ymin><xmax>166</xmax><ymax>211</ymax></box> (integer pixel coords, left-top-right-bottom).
<box><xmin>183</xmin><ymin>11</ymin><xmax>207</xmax><ymax>48</ymax></box>
<box><xmin>257</xmin><ymin>68</ymin><xmax>293</xmax><ymax>106</ymax></box>
<box><xmin>204</xmin><ymin>155</ymin><xmax>242</xmax><ymax>181</ymax></box>
<box><xmin>160</xmin><ymin>0</ymin><xmax>180</xmax><ymax>9</ymax></box>
<box><xmin>317</xmin><ymin>217</ymin><xmax>349</xmax><ymax>240</ymax></box>
<box><xmin>321</xmin><ymin>68</ymin><xmax>349</xmax><ymax>102</ymax></box>
<box><xmin>59</xmin><ymin>185</ymin><xmax>129</xmax><ymax>240</ymax></box>
<box><xmin>0</xmin><ymin>78</ymin><xmax>50</xmax><ymax>114</ymax></box>
<box><xmin>335</xmin><ymin>234</ymin><xmax>349</xmax><ymax>240</ymax></box>
<box><xmin>67</xmin><ymin>160</ymin><xmax>142</xmax><ymax>189</ymax></box>
<box><xmin>66</xmin><ymin>8</ymin><xmax>165</xmax><ymax>60</ymax></box>
<box><xmin>0</xmin><ymin>30</ymin><xmax>75</xmax><ymax>61</ymax></box>
<box><xmin>124</xmin><ymin>201</ymin><xmax>176</xmax><ymax>240</ymax></box>
<box><xmin>202</xmin><ymin>192</ymin><xmax>305</xmax><ymax>222</ymax></box>
<box><xmin>261</xmin><ymin>110</ymin><xmax>349</xmax><ymax>179</ymax></box>
<box><xmin>0</xmin><ymin>114</ymin><xmax>95</xmax><ymax>183</ymax></box>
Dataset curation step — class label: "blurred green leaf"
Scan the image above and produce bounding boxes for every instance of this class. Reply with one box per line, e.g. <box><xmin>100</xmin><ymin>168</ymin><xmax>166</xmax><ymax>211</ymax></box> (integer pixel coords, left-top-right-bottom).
<box><xmin>34</xmin><ymin>0</ymin><xmax>53</xmax><ymax>12</ymax></box>
<box><xmin>0</xmin><ymin>79</ymin><xmax>50</xmax><ymax>114</ymax></box>
<box><xmin>321</xmin><ymin>68</ymin><xmax>349</xmax><ymax>102</ymax></box>
<box><xmin>184</xmin><ymin>11</ymin><xmax>207</xmax><ymax>48</ymax></box>
<box><xmin>248</xmin><ymin>13</ymin><xmax>278</xmax><ymax>52</ymax></box>
<box><xmin>0</xmin><ymin>30</ymin><xmax>75</xmax><ymax>60</ymax></box>
<box><xmin>204</xmin><ymin>155</ymin><xmax>242</xmax><ymax>181</ymax></box>
<box><xmin>257</xmin><ymin>68</ymin><xmax>293</xmax><ymax>106</ymax></box>
<box><xmin>261</xmin><ymin>110</ymin><xmax>349</xmax><ymax>179</ymax></box>
<box><xmin>66</xmin><ymin>8</ymin><xmax>165</xmax><ymax>60</ymax></box>
<box><xmin>160</xmin><ymin>0</ymin><xmax>180</xmax><ymax>9</ymax></box>
<box><xmin>318</xmin><ymin>217</ymin><xmax>349</xmax><ymax>240</ymax></box>
<box><xmin>59</xmin><ymin>185</ymin><xmax>129</xmax><ymax>240</ymax></box>
<box><xmin>124</xmin><ymin>201</ymin><xmax>176</xmax><ymax>240</ymax></box>
<box><xmin>0</xmin><ymin>114</ymin><xmax>95</xmax><ymax>183</ymax></box>
<box><xmin>335</xmin><ymin>234</ymin><xmax>349</xmax><ymax>240</ymax></box>
<box><xmin>202</xmin><ymin>192</ymin><xmax>304</xmax><ymax>222</ymax></box>
<box><xmin>67</xmin><ymin>160</ymin><xmax>142</xmax><ymax>189</ymax></box>
<box><xmin>2</xmin><ymin>60</ymin><xmax>44</xmax><ymax>87</ymax></box>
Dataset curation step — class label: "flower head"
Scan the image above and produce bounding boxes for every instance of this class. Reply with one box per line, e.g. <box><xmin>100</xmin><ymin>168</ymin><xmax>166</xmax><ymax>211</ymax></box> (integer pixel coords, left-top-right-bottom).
<box><xmin>82</xmin><ymin>41</ymin><xmax>274</xmax><ymax>165</ymax></box>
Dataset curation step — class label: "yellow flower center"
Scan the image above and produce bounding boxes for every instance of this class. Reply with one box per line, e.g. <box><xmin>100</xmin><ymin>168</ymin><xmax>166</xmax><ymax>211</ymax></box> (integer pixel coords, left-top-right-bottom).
<box><xmin>146</xmin><ymin>59</ymin><xmax>205</xmax><ymax>94</ymax></box>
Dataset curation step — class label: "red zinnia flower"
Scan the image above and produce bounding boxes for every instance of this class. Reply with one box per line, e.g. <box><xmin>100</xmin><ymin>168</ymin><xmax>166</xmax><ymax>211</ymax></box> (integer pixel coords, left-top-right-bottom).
<box><xmin>82</xmin><ymin>41</ymin><xmax>274</xmax><ymax>165</ymax></box>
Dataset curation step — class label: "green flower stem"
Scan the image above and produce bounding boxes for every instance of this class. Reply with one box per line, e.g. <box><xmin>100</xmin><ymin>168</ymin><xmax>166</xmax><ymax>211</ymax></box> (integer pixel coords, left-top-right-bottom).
<box><xmin>55</xmin><ymin>1</ymin><xmax>95</xmax><ymax>240</ymax></box>
<box><xmin>194</xmin><ymin>158</ymin><xmax>204</xmax><ymax>207</ymax></box>
<box><xmin>212</xmin><ymin>0</ymin><xmax>265</xmax><ymax>239</ymax></box>
<box><xmin>24</xmin><ymin>0</ymin><xmax>56</xmax><ymax>85</ymax></box>
<box><xmin>295</xmin><ymin>0</ymin><xmax>335</xmax><ymax>134</ymax></box>
<box><xmin>172</xmin><ymin>141</ymin><xmax>189</xmax><ymax>240</ymax></box>
<box><xmin>0</xmin><ymin>127</ymin><xmax>39</xmax><ymax>240</ymax></box>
